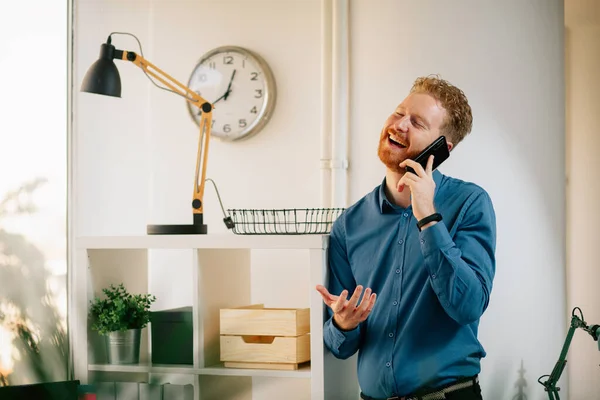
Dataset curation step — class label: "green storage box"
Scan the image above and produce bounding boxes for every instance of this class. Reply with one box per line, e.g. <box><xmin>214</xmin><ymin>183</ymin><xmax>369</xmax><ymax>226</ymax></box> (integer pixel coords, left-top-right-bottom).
<box><xmin>150</xmin><ymin>306</ymin><xmax>193</xmax><ymax>365</ymax></box>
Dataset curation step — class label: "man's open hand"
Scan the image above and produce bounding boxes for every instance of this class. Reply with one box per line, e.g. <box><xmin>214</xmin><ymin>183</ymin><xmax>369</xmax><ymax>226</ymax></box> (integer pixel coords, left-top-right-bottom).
<box><xmin>316</xmin><ymin>284</ymin><xmax>377</xmax><ymax>331</ymax></box>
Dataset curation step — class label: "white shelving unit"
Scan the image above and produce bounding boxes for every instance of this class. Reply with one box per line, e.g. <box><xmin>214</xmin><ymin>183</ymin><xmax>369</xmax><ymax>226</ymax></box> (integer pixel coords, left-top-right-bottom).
<box><xmin>70</xmin><ymin>234</ymin><xmax>358</xmax><ymax>399</ymax></box>
<box><xmin>87</xmin><ymin>362</ymin><xmax>312</xmax><ymax>378</ymax></box>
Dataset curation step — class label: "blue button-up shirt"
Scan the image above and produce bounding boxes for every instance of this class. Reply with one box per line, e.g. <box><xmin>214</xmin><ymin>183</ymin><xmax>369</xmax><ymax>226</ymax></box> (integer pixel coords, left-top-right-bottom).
<box><xmin>323</xmin><ymin>170</ymin><xmax>496</xmax><ymax>398</ymax></box>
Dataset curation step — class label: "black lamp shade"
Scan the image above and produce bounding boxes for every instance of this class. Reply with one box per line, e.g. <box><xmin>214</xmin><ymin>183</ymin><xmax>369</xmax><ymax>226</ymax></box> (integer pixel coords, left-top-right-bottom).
<box><xmin>81</xmin><ymin>43</ymin><xmax>122</xmax><ymax>97</ymax></box>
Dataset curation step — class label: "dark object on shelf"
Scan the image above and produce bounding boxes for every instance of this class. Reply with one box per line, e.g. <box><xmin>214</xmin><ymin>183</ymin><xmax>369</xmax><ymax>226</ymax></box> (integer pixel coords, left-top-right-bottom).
<box><xmin>227</xmin><ymin>208</ymin><xmax>345</xmax><ymax>235</ymax></box>
<box><xmin>0</xmin><ymin>380</ymin><xmax>80</xmax><ymax>400</ymax></box>
<box><xmin>150</xmin><ymin>307</ymin><xmax>193</xmax><ymax>365</ymax></box>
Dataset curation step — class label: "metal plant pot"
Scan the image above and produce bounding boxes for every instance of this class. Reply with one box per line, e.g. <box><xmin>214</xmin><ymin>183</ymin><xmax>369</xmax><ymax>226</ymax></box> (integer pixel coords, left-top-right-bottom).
<box><xmin>105</xmin><ymin>329</ymin><xmax>141</xmax><ymax>364</ymax></box>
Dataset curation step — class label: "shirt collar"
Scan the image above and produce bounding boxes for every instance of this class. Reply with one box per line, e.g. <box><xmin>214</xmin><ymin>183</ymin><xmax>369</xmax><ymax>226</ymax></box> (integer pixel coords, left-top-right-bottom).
<box><xmin>378</xmin><ymin>170</ymin><xmax>444</xmax><ymax>214</ymax></box>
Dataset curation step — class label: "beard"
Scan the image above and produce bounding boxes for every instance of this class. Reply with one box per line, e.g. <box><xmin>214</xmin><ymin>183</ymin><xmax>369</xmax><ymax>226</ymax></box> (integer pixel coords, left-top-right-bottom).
<box><xmin>377</xmin><ymin>131</ymin><xmax>419</xmax><ymax>174</ymax></box>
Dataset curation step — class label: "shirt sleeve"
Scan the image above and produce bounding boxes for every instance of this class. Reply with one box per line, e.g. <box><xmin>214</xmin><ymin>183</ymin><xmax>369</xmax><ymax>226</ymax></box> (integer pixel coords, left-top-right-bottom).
<box><xmin>419</xmin><ymin>190</ymin><xmax>497</xmax><ymax>326</ymax></box>
<box><xmin>322</xmin><ymin>214</ymin><xmax>363</xmax><ymax>359</ymax></box>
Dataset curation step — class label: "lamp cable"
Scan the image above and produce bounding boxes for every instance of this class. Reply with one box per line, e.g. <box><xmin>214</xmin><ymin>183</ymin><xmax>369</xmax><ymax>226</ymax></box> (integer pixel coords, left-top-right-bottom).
<box><xmin>205</xmin><ymin>178</ymin><xmax>235</xmax><ymax>230</ymax></box>
<box><xmin>108</xmin><ymin>32</ymin><xmax>200</xmax><ymax>105</ymax></box>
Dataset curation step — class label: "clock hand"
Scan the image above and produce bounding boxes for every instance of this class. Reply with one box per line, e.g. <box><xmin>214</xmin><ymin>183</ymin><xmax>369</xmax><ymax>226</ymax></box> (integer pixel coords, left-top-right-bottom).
<box><xmin>224</xmin><ymin>69</ymin><xmax>236</xmax><ymax>101</ymax></box>
<box><xmin>196</xmin><ymin>90</ymin><xmax>227</xmax><ymax>116</ymax></box>
<box><xmin>196</xmin><ymin>95</ymin><xmax>222</xmax><ymax>115</ymax></box>
<box><xmin>212</xmin><ymin>92</ymin><xmax>228</xmax><ymax>105</ymax></box>
<box><xmin>196</xmin><ymin>69</ymin><xmax>237</xmax><ymax>115</ymax></box>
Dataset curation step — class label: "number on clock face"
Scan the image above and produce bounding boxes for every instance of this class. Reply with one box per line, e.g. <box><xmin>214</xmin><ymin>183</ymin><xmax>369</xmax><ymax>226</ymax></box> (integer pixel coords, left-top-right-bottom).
<box><xmin>187</xmin><ymin>47</ymin><xmax>274</xmax><ymax>141</ymax></box>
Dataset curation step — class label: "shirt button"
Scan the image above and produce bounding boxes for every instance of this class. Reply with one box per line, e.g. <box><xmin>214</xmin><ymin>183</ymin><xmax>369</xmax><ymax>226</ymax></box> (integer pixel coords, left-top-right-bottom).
<box><xmin>403</xmin><ymin>213</ymin><xmax>409</xmax><ymax>217</ymax></box>
<box><xmin>398</xmin><ymin>239</ymin><xmax>404</xmax><ymax>244</ymax></box>
<box><xmin>386</xmin><ymin>362</ymin><xmax>391</xmax><ymax>367</ymax></box>
<box><xmin>432</xmin><ymin>274</ymin><xmax>437</xmax><ymax>279</ymax></box>
<box><xmin>389</xmin><ymin>332</ymin><xmax>394</xmax><ymax>338</ymax></box>
<box><xmin>420</xmin><ymin>239</ymin><xmax>425</xmax><ymax>244</ymax></box>
<box><xmin>395</xmin><ymin>269</ymin><xmax>400</xmax><ymax>274</ymax></box>
<box><xmin>393</xmin><ymin>300</ymin><xmax>398</xmax><ymax>306</ymax></box>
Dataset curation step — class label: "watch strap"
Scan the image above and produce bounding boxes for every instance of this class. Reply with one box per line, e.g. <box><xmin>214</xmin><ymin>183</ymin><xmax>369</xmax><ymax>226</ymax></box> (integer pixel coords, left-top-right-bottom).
<box><xmin>417</xmin><ymin>213</ymin><xmax>442</xmax><ymax>231</ymax></box>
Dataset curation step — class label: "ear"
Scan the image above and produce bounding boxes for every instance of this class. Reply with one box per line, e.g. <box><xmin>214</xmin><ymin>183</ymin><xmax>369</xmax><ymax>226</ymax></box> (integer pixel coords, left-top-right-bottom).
<box><xmin>447</xmin><ymin>141</ymin><xmax>454</xmax><ymax>152</ymax></box>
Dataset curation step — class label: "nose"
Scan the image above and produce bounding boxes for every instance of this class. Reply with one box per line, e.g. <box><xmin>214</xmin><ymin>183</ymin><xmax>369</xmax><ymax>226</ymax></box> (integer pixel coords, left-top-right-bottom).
<box><xmin>394</xmin><ymin>115</ymin><xmax>410</xmax><ymax>132</ymax></box>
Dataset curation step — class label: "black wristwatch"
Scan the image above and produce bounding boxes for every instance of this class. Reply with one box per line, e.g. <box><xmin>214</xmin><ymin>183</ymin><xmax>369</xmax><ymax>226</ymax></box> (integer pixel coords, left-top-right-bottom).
<box><xmin>417</xmin><ymin>213</ymin><xmax>442</xmax><ymax>231</ymax></box>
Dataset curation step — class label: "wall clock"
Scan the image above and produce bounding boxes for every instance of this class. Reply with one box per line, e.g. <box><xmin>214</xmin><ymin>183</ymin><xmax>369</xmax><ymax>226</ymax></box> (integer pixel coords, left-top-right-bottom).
<box><xmin>187</xmin><ymin>45</ymin><xmax>277</xmax><ymax>141</ymax></box>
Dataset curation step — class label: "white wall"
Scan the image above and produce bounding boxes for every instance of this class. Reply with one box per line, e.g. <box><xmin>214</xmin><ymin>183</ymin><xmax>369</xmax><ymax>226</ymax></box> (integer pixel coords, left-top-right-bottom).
<box><xmin>75</xmin><ymin>0</ymin><xmax>153</xmax><ymax>237</ymax></box>
<box><xmin>565</xmin><ymin>0</ymin><xmax>600</xmax><ymax>397</ymax></box>
<box><xmin>75</xmin><ymin>0</ymin><xmax>569</xmax><ymax>399</ymax></box>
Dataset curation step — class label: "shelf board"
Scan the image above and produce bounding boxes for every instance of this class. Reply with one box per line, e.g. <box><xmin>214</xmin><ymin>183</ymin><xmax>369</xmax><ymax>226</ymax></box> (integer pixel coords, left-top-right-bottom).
<box><xmin>77</xmin><ymin>233</ymin><xmax>328</xmax><ymax>250</ymax></box>
<box><xmin>200</xmin><ymin>362</ymin><xmax>311</xmax><ymax>378</ymax></box>
<box><xmin>88</xmin><ymin>362</ymin><xmax>311</xmax><ymax>378</ymax></box>
<box><xmin>88</xmin><ymin>363</ymin><xmax>198</xmax><ymax>374</ymax></box>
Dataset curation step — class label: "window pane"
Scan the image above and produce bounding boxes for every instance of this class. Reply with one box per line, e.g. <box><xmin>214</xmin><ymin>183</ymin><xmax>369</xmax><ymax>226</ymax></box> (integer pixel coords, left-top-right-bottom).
<box><xmin>0</xmin><ymin>0</ymin><xmax>68</xmax><ymax>385</ymax></box>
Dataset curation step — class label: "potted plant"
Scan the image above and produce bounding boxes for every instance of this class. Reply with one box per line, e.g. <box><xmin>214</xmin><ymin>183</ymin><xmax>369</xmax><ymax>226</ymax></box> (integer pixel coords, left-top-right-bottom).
<box><xmin>89</xmin><ymin>283</ymin><xmax>156</xmax><ymax>364</ymax></box>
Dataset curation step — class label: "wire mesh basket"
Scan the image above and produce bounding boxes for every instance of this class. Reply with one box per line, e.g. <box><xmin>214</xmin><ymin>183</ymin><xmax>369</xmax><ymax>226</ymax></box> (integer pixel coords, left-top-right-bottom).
<box><xmin>227</xmin><ymin>208</ymin><xmax>345</xmax><ymax>235</ymax></box>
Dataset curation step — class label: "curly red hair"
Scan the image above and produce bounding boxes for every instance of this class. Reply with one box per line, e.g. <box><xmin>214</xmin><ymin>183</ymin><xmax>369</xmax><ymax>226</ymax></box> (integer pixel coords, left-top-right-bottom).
<box><xmin>410</xmin><ymin>75</ymin><xmax>473</xmax><ymax>145</ymax></box>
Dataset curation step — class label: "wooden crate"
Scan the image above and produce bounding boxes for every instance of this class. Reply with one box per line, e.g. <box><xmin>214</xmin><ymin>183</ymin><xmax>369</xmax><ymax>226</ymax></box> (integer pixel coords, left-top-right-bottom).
<box><xmin>219</xmin><ymin>304</ymin><xmax>310</xmax><ymax>370</ymax></box>
<box><xmin>220</xmin><ymin>304</ymin><xmax>310</xmax><ymax>336</ymax></box>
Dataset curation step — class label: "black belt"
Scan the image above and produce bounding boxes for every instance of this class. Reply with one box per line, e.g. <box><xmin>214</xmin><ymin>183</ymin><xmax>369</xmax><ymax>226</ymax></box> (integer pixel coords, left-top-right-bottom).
<box><xmin>360</xmin><ymin>376</ymin><xmax>479</xmax><ymax>400</ymax></box>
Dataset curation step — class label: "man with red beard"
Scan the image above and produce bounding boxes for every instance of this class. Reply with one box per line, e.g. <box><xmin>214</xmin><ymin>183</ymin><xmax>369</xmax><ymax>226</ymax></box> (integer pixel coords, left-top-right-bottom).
<box><xmin>316</xmin><ymin>75</ymin><xmax>496</xmax><ymax>400</ymax></box>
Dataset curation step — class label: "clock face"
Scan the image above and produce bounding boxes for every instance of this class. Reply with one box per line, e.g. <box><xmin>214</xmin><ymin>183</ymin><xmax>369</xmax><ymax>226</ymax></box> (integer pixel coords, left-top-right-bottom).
<box><xmin>187</xmin><ymin>46</ymin><xmax>276</xmax><ymax>141</ymax></box>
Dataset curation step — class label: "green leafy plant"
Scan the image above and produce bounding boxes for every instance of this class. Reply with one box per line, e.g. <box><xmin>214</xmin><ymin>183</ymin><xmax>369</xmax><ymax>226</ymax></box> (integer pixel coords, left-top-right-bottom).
<box><xmin>89</xmin><ymin>283</ymin><xmax>156</xmax><ymax>335</ymax></box>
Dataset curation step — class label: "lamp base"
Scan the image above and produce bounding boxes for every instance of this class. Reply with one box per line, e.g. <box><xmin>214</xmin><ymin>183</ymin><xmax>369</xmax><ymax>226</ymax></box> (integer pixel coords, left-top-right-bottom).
<box><xmin>146</xmin><ymin>213</ymin><xmax>208</xmax><ymax>235</ymax></box>
<box><xmin>146</xmin><ymin>224</ymin><xmax>207</xmax><ymax>235</ymax></box>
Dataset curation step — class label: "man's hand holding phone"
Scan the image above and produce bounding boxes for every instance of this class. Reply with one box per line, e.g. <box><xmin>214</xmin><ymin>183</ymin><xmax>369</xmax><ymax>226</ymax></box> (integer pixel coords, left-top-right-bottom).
<box><xmin>398</xmin><ymin>135</ymin><xmax>450</xmax><ymax>223</ymax></box>
<box><xmin>398</xmin><ymin>155</ymin><xmax>437</xmax><ymax>222</ymax></box>
<box><xmin>316</xmin><ymin>284</ymin><xmax>377</xmax><ymax>331</ymax></box>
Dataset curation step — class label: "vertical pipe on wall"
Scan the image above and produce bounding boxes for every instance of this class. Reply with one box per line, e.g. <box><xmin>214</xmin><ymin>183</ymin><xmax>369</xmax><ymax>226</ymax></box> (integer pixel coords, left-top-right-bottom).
<box><xmin>320</xmin><ymin>0</ymin><xmax>333</xmax><ymax>208</ymax></box>
<box><xmin>331</xmin><ymin>0</ymin><xmax>350</xmax><ymax>208</ymax></box>
<box><xmin>66</xmin><ymin>0</ymin><xmax>76</xmax><ymax>380</ymax></box>
<box><xmin>321</xmin><ymin>0</ymin><xmax>350</xmax><ymax>209</ymax></box>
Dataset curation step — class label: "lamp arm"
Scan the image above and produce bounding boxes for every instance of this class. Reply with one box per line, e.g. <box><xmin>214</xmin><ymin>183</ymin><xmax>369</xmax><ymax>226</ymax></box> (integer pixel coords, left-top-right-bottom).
<box><xmin>539</xmin><ymin>314</ymin><xmax>581</xmax><ymax>399</ymax></box>
<box><xmin>118</xmin><ymin>48</ymin><xmax>214</xmax><ymax>219</ymax></box>
<box><xmin>539</xmin><ymin>308</ymin><xmax>600</xmax><ymax>400</ymax></box>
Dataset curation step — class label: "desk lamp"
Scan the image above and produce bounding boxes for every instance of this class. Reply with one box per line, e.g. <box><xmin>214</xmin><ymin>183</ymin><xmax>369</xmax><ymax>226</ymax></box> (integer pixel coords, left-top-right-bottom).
<box><xmin>81</xmin><ymin>32</ymin><xmax>225</xmax><ymax>235</ymax></box>
<box><xmin>538</xmin><ymin>307</ymin><xmax>600</xmax><ymax>399</ymax></box>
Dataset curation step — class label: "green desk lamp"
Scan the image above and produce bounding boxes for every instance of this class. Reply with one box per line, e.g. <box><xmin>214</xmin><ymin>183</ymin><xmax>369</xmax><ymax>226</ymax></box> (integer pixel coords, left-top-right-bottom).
<box><xmin>538</xmin><ymin>307</ymin><xmax>600</xmax><ymax>399</ymax></box>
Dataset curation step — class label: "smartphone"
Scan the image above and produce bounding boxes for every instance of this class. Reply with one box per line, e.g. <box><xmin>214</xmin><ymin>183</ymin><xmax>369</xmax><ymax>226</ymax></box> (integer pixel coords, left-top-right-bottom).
<box><xmin>405</xmin><ymin>135</ymin><xmax>450</xmax><ymax>174</ymax></box>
